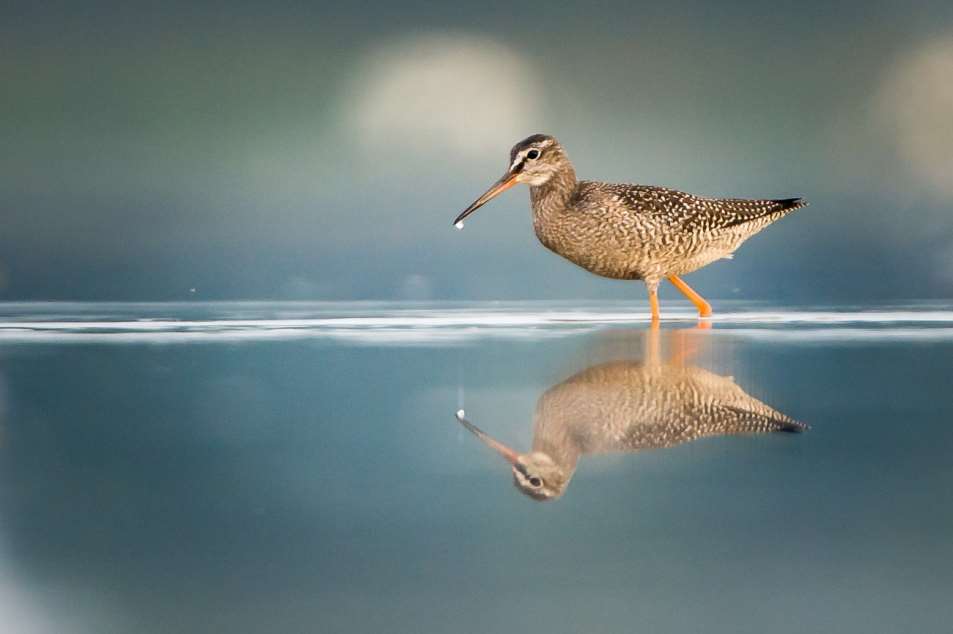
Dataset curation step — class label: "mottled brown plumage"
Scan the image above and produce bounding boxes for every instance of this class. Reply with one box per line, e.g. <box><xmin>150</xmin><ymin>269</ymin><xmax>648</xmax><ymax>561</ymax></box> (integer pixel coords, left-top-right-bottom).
<box><xmin>524</xmin><ymin>360</ymin><xmax>804</xmax><ymax>497</ymax></box>
<box><xmin>454</xmin><ymin>133</ymin><xmax>807</xmax><ymax>320</ymax></box>
<box><xmin>453</xmin><ymin>331</ymin><xmax>805</xmax><ymax>501</ymax></box>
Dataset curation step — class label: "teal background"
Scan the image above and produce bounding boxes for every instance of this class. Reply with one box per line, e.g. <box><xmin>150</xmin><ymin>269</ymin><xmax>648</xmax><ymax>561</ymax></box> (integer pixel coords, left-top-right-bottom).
<box><xmin>3</xmin><ymin>1</ymin><xmax>953</xmax><ymax>302</ymax></box>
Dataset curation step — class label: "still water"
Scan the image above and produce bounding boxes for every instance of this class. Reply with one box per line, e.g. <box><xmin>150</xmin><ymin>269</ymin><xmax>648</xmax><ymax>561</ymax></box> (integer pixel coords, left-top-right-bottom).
<box><xmin>0</xmin><ymin>302</ymin><xmax>951</xmax><ymax>633</ymax></box>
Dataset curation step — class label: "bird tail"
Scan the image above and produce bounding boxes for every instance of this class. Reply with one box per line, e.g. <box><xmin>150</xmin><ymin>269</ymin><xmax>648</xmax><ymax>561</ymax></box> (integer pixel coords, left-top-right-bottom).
<box><xmin>773</xmin><ymin>197</ymin><xmax>809</xmax><ymax>213</ymax></box>
<box><xmin>775</xmin><ymin>416</ymin><xmax>809</xmax><ymax>433</ymax></box>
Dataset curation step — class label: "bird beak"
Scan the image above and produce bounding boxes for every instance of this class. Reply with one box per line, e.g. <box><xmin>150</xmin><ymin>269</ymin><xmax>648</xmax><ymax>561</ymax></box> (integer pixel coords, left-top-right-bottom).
<box><xmin>452</xmin><ymin>171</ymin><xmax>519</xmax><ymax>226</ymax></box>
<box><xmin>453</xmin><ymin>410</ymin><xmax>520</xmax><ymax>465</ymax></box>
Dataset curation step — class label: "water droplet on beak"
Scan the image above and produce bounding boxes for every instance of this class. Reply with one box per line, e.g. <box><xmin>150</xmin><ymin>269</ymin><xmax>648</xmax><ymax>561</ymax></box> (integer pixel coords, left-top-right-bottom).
<box><xmin>456</xmin><ymin>409</ymin><xmax>466</xmax><ymax>420</ymax></box>
<box><xmin>454</xmin><ymin>221</ymin><xmax>464</xmax><ymax>230</ymax></box>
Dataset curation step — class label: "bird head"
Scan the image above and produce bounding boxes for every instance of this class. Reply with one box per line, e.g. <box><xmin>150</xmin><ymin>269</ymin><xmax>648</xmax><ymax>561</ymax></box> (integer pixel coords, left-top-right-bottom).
<box><xmin>452</xmin><ymin>134</ymin><xmax>570</xmax><ymax>227</ymax></box>
<box><xmin>453</xmin><ymin>410</ymin><xmax>568</xmax><ymax>502</ymax></box>
<box><xmin>511</xmin><ymin>451</ymin><xmax>568</xmax><ymax>501</ymax></box>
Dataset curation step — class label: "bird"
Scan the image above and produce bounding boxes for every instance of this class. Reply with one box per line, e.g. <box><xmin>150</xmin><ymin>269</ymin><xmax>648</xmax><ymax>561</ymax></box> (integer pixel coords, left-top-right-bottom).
<box><xmin>452</xmin><ymin>329</ymin><xmax>805</xmax><ymax>501</ymax></box>
<box><xmin>452</xmin><ymin>134</ymin><xmax>807</xmax><ymax>322</ymax></box>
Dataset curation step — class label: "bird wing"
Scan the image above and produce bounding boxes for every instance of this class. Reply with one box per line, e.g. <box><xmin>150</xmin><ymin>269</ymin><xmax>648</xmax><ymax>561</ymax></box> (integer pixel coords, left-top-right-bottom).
<box><xmin>704</xmin><ymin>404</ymin><xmax>807</xmax><ymax>434</ymax></box>
<box><xmin>585</xmin><ymin>183</ymin><xmax>807</xmax><ymax>232</ymax></box>
<box><xmin>683</xmin><ymin>369</ymin><xmax>807</xmax><ymax>435</ymax></box>
<box><xmin>681</xmin><ymin>196</ymin><xmax>809</xmax><ymax>232</ymax></box>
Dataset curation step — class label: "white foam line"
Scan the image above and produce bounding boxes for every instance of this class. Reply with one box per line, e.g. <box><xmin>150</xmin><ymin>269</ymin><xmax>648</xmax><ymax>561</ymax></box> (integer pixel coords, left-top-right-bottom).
<box><xmin>2</xmin><ymin>309</ymin><xmax>953</xmax><ymax>331</ymax></box>
<box><xmin>715</xmin><ymin>327</ymin><xmax>953</xmax><ymax>341</ymax></box>
<box><xmin>0</xmin><ymin>326</ymin><xmax>601</xmax><ymax>345</ymax></box>
<box><xmin>700</xmin><ymin>311</ymin><xmax>953</xmax><ymax>324</ymax></box>
<box><xmin>0</xmin><ymin>327</ymin><xmax>951</xmax><ymax>346</ymax></box>
<box><xmin>0</xmin><ymin>308</ymin><xmax>953</xmax><ymax>345</ymax></box>
<box><xmin>0</xmin><ymin>314</ymin><xmax>657</xmax><ymax>330</ymax></box>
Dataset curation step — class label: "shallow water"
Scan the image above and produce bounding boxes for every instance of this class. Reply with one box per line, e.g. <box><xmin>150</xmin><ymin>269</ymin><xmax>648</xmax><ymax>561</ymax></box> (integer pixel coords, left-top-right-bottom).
<box><xmin>0</xmin><ymin>302</ymin><xmax>951</xmax><ymax>633</ymax></box>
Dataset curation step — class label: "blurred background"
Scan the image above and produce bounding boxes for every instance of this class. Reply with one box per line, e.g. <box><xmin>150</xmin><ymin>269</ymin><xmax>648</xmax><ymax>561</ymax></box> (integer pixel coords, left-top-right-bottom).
<box><xmin>3</xmin><ymin>0</ymin><xmax>952</xmax><ymax>303</ymax></box>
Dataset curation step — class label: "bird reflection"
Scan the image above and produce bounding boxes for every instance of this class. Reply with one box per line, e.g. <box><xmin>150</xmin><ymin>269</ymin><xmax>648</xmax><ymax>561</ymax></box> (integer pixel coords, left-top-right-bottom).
<box><xmin>453</xmin><ymin>328</ymin><xmax>805</xmax><ymax>501</ymax></box>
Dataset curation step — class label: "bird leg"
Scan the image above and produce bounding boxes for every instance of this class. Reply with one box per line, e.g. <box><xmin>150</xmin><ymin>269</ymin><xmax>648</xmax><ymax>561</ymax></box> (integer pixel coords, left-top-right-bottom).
<box><xmin>668</xmin><ymin>328</ymin><xmax>706</xmax><ymax>365</ymax></box>
<box><xmin>647</xmin><ymin>287</ymin><xmax>660</xmax><ymax>325</ymax></box>
<box><xmin>667</xmin><ymin>275</ymin><xmax>712</xmax><ymax>318</ymax></box>
<box><xmin>645</xmin><ymin>323</ymin><xmax>661</xmax><ymax>366</ymax></box>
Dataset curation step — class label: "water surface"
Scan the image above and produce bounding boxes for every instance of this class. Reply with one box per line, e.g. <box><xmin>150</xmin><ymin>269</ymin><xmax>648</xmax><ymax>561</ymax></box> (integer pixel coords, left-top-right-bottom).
<box><xmin>0</xmin><ymin>302</ymin><xmax>951</xmax><ymax>633</ymax></box>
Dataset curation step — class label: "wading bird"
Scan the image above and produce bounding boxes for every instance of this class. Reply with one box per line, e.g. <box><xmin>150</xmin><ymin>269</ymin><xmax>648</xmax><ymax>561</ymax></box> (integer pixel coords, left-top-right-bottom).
<box><xmin>453</xmin><ymin>134</ymin><xmax>806</xmax><ymax>322</ymax></box>
<box><xmin>452</xmin><ymin>330</ymin><xmax>805</xmax><ymax>501</ymax></box>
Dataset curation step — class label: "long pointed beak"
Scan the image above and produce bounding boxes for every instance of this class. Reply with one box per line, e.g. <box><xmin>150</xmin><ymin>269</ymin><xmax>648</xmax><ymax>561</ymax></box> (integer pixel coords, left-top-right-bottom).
<box><xmin>452</xmin><ymin>172</ymin><xmax>519</xmax><ymax>227</ymax></box>
<box><xmin>454</xmin><ymin>409</ymin><xmax>520</xmax><ymax>465</ymax></box>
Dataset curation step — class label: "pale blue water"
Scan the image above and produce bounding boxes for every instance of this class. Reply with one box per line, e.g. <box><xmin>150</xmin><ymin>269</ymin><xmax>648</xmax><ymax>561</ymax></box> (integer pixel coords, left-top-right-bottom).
<box><xmin>0</xmin><ymin>302</ymin><xmax>951</xmax><ymax>633</ymax></box>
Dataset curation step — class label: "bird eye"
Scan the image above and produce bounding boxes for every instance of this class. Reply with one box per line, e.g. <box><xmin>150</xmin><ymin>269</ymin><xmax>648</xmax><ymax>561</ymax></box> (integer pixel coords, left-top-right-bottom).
<box><xmin>526</xmin><ymin>149</ymin><xmax>540</xmax><ymax>160</ymax></box>
<box><xmin>529</xmin><ymin>476</ymin><xmax>542</xmax><ymax>487</ymax></box>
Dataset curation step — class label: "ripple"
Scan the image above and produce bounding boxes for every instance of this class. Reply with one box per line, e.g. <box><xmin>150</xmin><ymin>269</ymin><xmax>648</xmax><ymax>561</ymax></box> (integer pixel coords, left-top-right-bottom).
<box><xmin>0</xmin><ymin>302</ymin><xmax>951</xmax><ymax>345</ymax></box>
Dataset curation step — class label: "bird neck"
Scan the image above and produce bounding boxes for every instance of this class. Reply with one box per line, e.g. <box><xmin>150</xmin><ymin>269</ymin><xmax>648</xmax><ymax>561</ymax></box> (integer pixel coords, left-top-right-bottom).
<box><xmin>529</xmin><ymin>164</ymin><xmax>578</xmax><ymax>221</ymax></box>
<box><xmin>533</xmin><ymin>434</ymin><xmax>582</xmax><ymax>484</ymax></box>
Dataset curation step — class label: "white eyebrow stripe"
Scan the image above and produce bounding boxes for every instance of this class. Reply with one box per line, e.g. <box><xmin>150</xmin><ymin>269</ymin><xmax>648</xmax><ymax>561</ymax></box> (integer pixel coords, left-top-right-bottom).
<box><xmin>510</xmin><ymin>153</ymin><xmax>524</xmax><ymax>171</ymax></box>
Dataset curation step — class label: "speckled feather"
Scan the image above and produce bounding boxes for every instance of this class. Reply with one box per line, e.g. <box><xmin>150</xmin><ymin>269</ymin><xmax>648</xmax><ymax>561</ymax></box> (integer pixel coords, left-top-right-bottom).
<box><xmin>510</xmin><ymin>135</ymin><xmax>808</xmax><ymax>285</ymax></box>
<box><xmin>530</xmin><ymin>360</ymin><xmax>805</xmax><ymax>492</ymax></box>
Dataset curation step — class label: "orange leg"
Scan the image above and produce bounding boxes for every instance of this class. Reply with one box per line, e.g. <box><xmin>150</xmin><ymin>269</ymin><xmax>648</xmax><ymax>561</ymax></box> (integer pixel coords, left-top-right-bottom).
<box><xmin>668</xmin><ymin>329</ymin><xmax>699</xmax><ymax>365</ymax></box>
<box><xmin>648</xmin><ymin>287</ymin><xmax>660</xmax><ymax>325</ymax></box>
<box><xmin>644</xmin><ymin>322</ymin><xmax>661</xmax><ymax>365</ymax></box>
<box><xmin>667</xmin><ymin>275</ymin><xmax>712</xmax><ymax>318</ymax></box>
